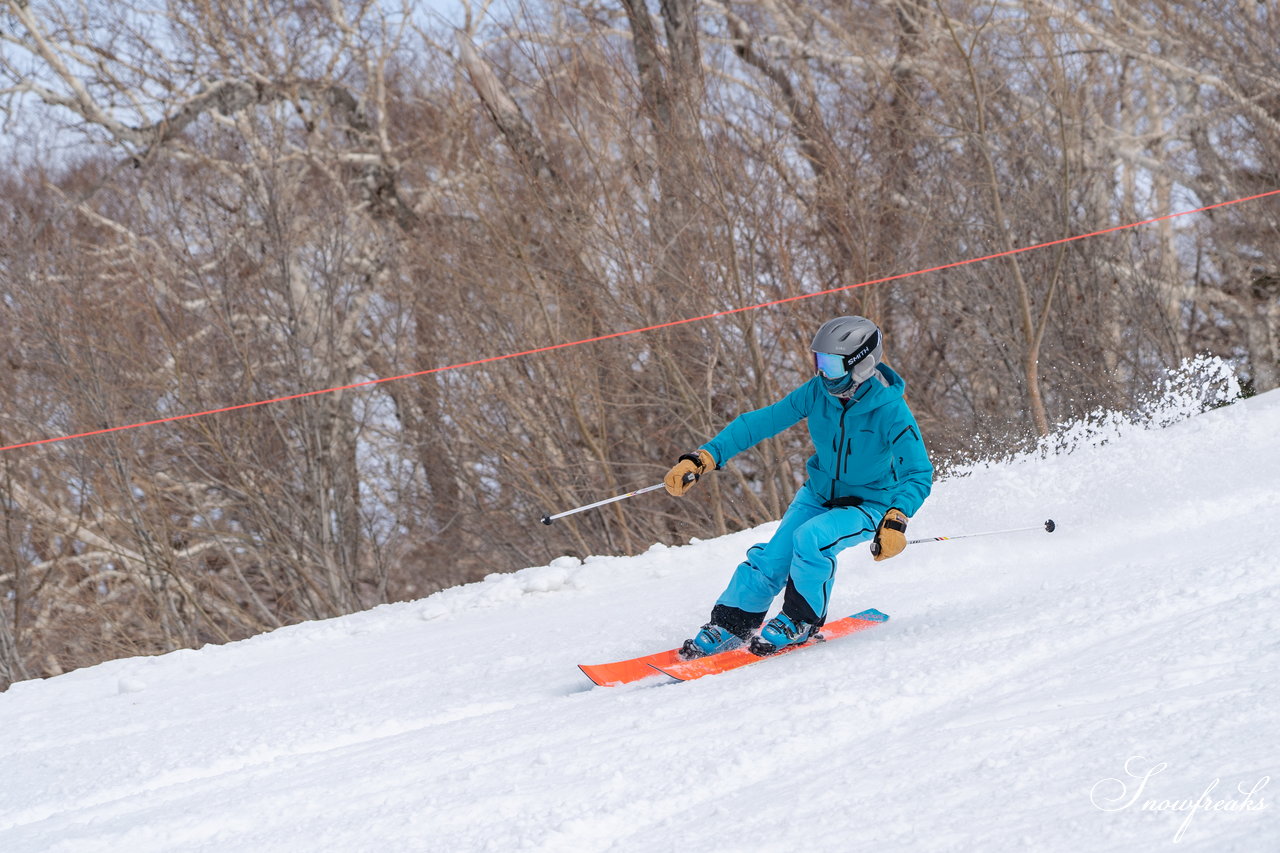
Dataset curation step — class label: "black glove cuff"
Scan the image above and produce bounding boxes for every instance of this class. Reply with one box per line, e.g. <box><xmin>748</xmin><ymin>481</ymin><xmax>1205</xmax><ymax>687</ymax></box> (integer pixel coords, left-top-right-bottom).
<box><xmin>880</xmin><ymin>515</ymin><xmax>907</xmax><ymax>533</ymax></box>
<box><xmin>678</xmin><ymin>451</ymin><xmax>709</xmax><ymax>472</ymax></box>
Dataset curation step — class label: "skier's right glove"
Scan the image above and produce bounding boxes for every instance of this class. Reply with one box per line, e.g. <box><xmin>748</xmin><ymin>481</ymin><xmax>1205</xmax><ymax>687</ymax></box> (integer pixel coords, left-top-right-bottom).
<box><xmin>664</xmin><ymin>449</ymin><xmax>715</xmax><ymax>496</ymax></box>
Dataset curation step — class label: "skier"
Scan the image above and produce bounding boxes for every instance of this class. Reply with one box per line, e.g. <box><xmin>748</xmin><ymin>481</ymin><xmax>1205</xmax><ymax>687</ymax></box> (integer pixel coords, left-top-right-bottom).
<box><xmin>664</xmin><ymin>316</ymin><xmax>933</xmax><ymax>657</ymax></box>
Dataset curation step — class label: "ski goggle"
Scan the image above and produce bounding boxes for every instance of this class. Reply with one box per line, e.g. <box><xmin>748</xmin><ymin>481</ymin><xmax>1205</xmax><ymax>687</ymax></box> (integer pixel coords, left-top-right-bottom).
<box><xmin>813</xmin><ymin>351</ymin><xmax>850</xmax><ymax>379</ymax></box>
<box><xmin>812</xmin><ymin>330</ymin><xmax>882</xmax><ymax>380</ymax></box>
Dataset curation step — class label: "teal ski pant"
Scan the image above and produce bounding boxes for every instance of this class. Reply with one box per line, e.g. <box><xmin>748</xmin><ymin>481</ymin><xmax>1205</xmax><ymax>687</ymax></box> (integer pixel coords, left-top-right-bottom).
<box><xmin>716</xmin><ymin>485</ymin><xmax>885</xmax><ymax>625</ymax></box>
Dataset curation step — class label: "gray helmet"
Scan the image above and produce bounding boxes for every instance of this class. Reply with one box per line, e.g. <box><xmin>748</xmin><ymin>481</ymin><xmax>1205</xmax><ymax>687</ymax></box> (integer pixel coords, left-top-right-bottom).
<box><xmin>810</xmin><ymin>316</ymin><xmax>883</xmax><ymax>387</ymax></box>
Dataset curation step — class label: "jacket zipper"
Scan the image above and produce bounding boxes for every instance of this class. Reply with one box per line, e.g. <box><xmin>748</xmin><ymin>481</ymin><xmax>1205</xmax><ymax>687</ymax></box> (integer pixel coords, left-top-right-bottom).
<box><xmin>832</xmin><ymin>400</ymin><xmax>852</xmax><ymax>502</ymax></box>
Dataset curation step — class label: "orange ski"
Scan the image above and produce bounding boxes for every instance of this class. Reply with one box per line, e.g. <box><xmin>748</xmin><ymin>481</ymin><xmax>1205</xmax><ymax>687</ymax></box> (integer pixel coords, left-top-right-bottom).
<box><xmin>647</xmin><ymin>608</ymin><xmax>889</xmax><ymax>682</ymax></box>
<box><xmin>579</xmin><ymin>648</ymin><xmax>684</xmax><ymax>687</ymax></box>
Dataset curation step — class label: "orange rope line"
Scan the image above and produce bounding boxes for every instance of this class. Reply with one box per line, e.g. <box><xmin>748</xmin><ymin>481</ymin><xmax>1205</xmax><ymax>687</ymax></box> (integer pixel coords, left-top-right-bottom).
<box><xmin>3</xmin><ymin>188</ymin><xmax>1277</xmax><ymax>454</ymax></box>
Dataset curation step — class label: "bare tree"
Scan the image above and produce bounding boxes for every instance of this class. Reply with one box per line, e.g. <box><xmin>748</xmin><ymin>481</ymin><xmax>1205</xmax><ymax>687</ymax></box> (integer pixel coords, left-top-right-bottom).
<box><xmin>2</xmin><ymin>0</ymin><xmax>1275</xmax><ymax>686</ymax></box>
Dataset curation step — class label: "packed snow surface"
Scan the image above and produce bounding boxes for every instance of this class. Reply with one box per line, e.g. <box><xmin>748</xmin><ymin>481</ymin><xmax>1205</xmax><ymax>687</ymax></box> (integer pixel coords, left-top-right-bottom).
<box><xmin>2</xmin><ymin>387</ymin><xmax>1278</xmax><ymax>852</ymax></box>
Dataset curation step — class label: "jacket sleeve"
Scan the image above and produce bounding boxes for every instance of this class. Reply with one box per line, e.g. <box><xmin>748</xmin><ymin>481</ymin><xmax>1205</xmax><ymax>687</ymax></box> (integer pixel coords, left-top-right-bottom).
<box><xmin>884</xmin><ymin>402</ymin><xmax>933</xmax><ymax>516</ymax></box>
<box><xmin>699</xmin><ymin>382</ymin><xmax>814</xmax><ymax>467</ymax></box>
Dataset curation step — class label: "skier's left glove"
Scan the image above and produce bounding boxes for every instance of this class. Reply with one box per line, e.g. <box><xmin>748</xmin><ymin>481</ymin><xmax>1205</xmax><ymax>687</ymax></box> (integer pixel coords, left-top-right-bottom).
<box><xmin>871</xmin><ymin>508</ymin><xmax>908</xmax><ymax>561</ymax></box>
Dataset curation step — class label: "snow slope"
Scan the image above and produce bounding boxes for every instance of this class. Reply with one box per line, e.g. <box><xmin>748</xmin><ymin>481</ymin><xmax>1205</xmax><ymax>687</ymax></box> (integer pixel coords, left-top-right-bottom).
<box><xmin>2</xmin><ymin>384</ymin><xmax>1278</xmax><ymax>853</ymax></box>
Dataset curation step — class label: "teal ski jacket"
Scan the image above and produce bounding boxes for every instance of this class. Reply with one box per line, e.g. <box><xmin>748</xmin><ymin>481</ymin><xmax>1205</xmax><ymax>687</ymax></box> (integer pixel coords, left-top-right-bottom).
<box><xmin>699</xmin><ymin>364</ymin><xmax>933</xmax><ymax>516</ymax></box>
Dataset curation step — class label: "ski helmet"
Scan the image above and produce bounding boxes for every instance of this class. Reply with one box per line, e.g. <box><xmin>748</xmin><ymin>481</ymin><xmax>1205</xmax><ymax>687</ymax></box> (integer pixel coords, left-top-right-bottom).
<box><xmin>810</xmin><ymin>316</ymin><xmax>883</xmax><ymax>396</ymax></box>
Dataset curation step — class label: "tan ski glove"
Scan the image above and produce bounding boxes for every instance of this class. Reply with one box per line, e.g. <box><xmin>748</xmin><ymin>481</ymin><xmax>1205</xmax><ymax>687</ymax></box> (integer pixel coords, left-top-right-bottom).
<box><xmin>664</xmin><ymin>449</ymin><xmax>716</xmax><ymax>496</ymax></box>
<box><xmin>871</xmin><ymin>508</ymin><xmax>909</xmax><ymax>561</ymax></box>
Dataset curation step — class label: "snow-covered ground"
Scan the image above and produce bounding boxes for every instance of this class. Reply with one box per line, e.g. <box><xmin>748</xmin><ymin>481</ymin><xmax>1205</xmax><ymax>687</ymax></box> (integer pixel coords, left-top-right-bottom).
<box><xmin>2</xmin><ymin>380</ymin><xmax>1277</xmax><ymax>852</ymax></box>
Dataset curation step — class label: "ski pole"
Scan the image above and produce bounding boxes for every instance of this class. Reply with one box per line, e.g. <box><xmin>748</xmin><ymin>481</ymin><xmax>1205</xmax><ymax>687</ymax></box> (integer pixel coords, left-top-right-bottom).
<box><xmin>907</xmin><ymin>518</ymin><xmax>1056</xmax><ymax>546</ymax></box>
<box><xmin>540</xmin><ymin>474</ymin><xmax>695</xmax><ymax>525</ymax></box>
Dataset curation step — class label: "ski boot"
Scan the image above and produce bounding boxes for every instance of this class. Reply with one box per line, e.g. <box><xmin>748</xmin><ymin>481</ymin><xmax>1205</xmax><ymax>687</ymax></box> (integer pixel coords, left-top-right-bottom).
<box><xmin>748</xmin><ymin>612</ymin><xmax>818</xmax><ymax>656</ymax></box>
<box><xmin>679</xmin><ymin>623</ymin><xmax>745</xmax><ymax>660</ymax></box>
<box><xmin>679</xmin><ymin>605</ymin><xmax>766</xmax><ymax>660</ymax></box>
